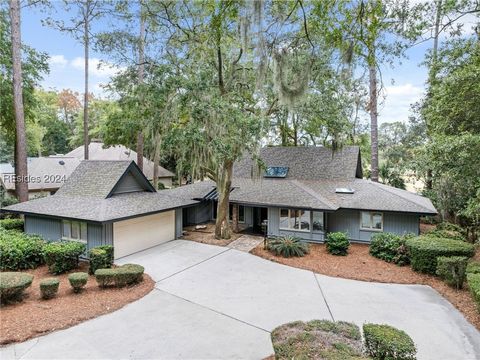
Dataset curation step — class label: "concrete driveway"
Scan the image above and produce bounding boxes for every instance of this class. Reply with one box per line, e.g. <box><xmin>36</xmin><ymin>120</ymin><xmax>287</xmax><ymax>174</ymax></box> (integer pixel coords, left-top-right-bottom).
<box><xmin>2</xmin><ymin>240</ymin><xmax>479</xmax><ymax>360</ymax></box>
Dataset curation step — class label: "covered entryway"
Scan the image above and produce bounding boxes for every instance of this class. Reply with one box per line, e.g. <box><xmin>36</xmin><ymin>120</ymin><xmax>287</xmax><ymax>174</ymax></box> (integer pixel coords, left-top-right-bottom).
<box><xmin>113</xmin><ymin>211</ymin><xmax>175</xmax><ymax>259</ymax></box>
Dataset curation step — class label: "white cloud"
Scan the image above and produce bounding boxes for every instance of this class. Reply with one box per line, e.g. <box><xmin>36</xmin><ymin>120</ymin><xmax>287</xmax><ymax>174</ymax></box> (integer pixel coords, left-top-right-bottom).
<box><xmin>378</xmin><ymin>83</ymin><xmax>425</xmax><ymax>124</ymax></box>
<box><xmin>48</xmin><ymin>54</ymin><xmax>68</xmax><ymax>67</ymax></box>
<box><xmin>70</xmin><ymin>57</ymin><xmax>123</xmax><ymax>78</ymax></box>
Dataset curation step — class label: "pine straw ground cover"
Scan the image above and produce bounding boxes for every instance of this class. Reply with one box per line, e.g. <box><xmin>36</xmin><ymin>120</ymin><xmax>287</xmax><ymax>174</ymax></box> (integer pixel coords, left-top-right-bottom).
<box><xmin>251</xmin><ymin>243</ymin><xmax>480</xmax><ymax>331</ymax></box>
<box><xmin>181</xmin><ymin>223</ymin><xmax>244</xmax><ymax>246</ymax></box>
<box><xmin>0</xmin><ymin>262</ymin><xmax>154</xmax><ymax>344</ymax></box>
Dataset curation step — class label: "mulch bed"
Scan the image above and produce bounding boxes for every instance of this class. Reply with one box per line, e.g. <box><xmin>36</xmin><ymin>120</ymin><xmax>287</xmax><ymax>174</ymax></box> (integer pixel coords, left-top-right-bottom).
<box><xmin>0</xmin><ymin>262</ymin><xmax>155</xmax><ymax>345</ymax></box>
<box><xmin>251</xmin><ymin>243</ymin><xmax>480</xmax><ymax>331</ymax></box>
<box><xmin>182</xmin><ymin>223</ymin><xmax>243</xmax><ymax>246</ymax></box>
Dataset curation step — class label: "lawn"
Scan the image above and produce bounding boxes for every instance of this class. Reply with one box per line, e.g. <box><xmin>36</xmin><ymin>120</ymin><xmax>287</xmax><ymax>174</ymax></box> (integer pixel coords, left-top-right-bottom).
<box><xmin>0</xmin><ymin>261</ymin><xmax>154</xmax><ymax>345</ymax></box>
<box><xmin>251</xmin><ymin>242</ymin><xmax>480</xmax><ymax>331</ymax></box>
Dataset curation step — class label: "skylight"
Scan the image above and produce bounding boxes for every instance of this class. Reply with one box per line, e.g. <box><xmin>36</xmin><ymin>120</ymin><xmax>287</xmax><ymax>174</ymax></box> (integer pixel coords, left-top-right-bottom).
<box><xmin>264</xmin><ymin>166</ymin><xmax>289</xmax><ymax>178</ymax></box>
<box><xmin>335</xmin><ymin>187</ymin><xmax>355</xmax><ymax>194</ymax></box>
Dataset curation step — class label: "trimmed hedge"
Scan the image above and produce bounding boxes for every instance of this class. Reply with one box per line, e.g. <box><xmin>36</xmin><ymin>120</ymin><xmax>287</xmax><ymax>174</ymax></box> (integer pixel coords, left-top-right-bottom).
<box><xmin>466</xmin><ymin>261</ymin><xmax>480</xmax><ymax>275</ymax></box>
<box><xmin>68</xmin><ymin>272</ymin><xmax>88</xmax><ymax>293</ymax></box>
<box><xmin>267</xmin><ymin>236</ymin><xmax>309</xmax><ymax>258</ymax></box>
<box><xmin>95</xmin><ymin>263</ymin><xmax>144</xmax><ymax>288</ymax></box>
<box><xmin>0</xmin><ymin>218</ymin><xmax>24</xmax><ymax>231</ymax></box>
<box><xmin>39</xmin><ymin>278</ymin><xmax>60</xmax><ymax>299</ymax></box>
<box><xmin>325</xmin><ymin>232</ymin><xmax>349</xmax><ymax>256</ymax></box>
<box><xmin>44</xmin><ymin>241</ymin><xmax>86</xmax><ymax>274</ymax></box>
<box><xmin>0</xmin><ymin>272</ymin><xmax>34</xmax><ymax>304</ymax></box>
<box><xmin>88</xmin><ymin>245</ymin><xmax>114</xmax><ymax>275</ymax></box>
<box><xmin>436</xmin><ymin>256</ymin><xmax>468</xmax><ymax>289</ymax></box>
<box><xmin>370</xmin><ymin>233</ymin><xmax>411</xmax><ymax>266</ymax></box>
<box><xmin>0</xmin><ymin>229</ymin><xmax>46</xmax><ymax>270</ymax></box>
<box><xmin>406</xmin><ymin>236</ymin><xmax>475</xmax><ymax>275</ymax></box>
<box><xmin>363</xmin><ymin>323</ymin><xmax>416</xmax><ymax>360</ymax></box>
<box><xmin>467</xmin><ymin>273</ymin><xmax>480</xmax><ymax>313</ymax></box>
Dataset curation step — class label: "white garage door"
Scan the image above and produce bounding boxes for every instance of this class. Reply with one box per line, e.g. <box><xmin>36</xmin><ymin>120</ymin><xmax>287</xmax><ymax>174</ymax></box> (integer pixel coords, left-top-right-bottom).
<box><xmin>113</xmin><ymin>211</ymin><xmax>175</xmax><ymax>259</ymax></box>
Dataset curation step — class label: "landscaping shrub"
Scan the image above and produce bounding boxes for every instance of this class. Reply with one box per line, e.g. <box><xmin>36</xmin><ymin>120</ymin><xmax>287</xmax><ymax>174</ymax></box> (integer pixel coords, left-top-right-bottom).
<box><xmin>436</xmin><ymin>256</ymin><xmax>468</xmax><ymax>289</ymax></box>
<box><xmin>44</xmin><ymin>241</ymin><xmax>86</xmax><ymax>274</ymax></box>
<box><xmin>363</xmin><ymin>323</ymin><xmax>416</xmax><ymax>360</ymax></box>
<box><xmin>467</xmin><ymin>261</ymin><xmax>480</xmax><ymax>275</ymax></box>
<box><xmin>68</xmin><ymin>272</ymin><xmax>89</xmax><ymax>293</ymax></box>
<box><xmin>370</xmin><ymin>233</ymin><xmax>409</xmax><ymax>265</ymax></box>
<box><xmin>39</xmin><ymin>278</ymin><xmax>60</xmax><ymax>300</ymax></box>
<box><xmin>0</xmin><ymin>218</ymin><xmax>24</xmax><ymax>231</ymax></box>
<box><xmin>95</xmin><ymin>263</ymin><xmax>144</xmax><ymax>288</ymax></box>
<box><xmin>88</xmin><ymin>245</ymin><xmax>114</xmax><ymax>275</ymax></box>
<box><xmin>325</xmin><ymin>232</ymin><xmax>350</xmax><ymax>256</ymax></box>
<box><xmin>0</xmin><ymin>229</ymin><xmax>46</xmax><ymax>270</ymax></box>
<box><xmin>406</xmin><ymin>236</ymin><xmax>475</xmax><ymax>275</ymax></box>
<box><xmin>425</xmin><ymin>229</ymin><xmax>464</xmax><ymax>241</ymax></box>
<box><xmin>0</xmin><ymin>272</ymin><xmax>34</xmax><ymax>304</ymax></box>
<box><xmin>467</xmin><ymin>273</ymin><xmax>480</xmax><ymax>312</ymax></box>
<box><xmin>267</xmin><ymin>236</ymin><xmax>309</xmax><ymax>258</ymax></box>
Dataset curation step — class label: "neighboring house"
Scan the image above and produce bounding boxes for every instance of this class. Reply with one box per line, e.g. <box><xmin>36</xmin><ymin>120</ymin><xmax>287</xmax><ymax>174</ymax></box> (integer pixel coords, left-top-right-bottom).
<box><xmin>1</xmin><ymin>146</ymin><xmax>437</xmax><ymax>259</ymax></box>
<box><xmin>0</xmin><ymin>157</ymin><xmax>81</xmax><ymax>199</ymax></box>
<box><xmin>65</xmin><ymin>142</ymin><xmax>174</xmax><ymax>187</ymax></box>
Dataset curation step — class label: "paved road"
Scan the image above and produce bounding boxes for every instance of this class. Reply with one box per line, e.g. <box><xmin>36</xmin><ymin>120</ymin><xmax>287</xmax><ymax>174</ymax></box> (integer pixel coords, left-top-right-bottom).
<box><xmin>2</xmin><ymin>240</ymin><xmax>479</xmax><ymax>360</ymax></box>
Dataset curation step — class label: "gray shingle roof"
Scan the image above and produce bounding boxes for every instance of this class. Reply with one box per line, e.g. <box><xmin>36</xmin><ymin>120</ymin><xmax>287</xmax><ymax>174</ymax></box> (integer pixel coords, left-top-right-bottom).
<box><xmin>234</xmin><ymin>146</ymin><xmax>362</xmax><ymax>180</ymax></box>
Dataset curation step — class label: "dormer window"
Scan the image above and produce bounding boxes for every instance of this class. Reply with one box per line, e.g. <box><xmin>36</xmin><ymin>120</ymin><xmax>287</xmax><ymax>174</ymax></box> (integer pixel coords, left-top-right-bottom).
<box><xmin>335</xmin><ymin>187</ymin><xmax>355</xmax><ymax>194</ymax></box>
<box><xmin>264</xmin><ymin>166</ymin><xmax>289</xmax><ymax>178</ymax></box>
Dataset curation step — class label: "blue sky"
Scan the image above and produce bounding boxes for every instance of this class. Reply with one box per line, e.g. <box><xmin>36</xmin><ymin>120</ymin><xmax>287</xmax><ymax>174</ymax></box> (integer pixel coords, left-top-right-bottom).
<box><xmin>21</xmin><ymin>4</ymin><xmax>476</xmax><ymax>126</ymax></box>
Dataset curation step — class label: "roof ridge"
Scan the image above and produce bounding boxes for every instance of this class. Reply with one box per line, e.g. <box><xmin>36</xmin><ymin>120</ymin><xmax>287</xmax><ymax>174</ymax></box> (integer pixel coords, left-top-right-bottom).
<box><xmin>290</xmin><ymin>180</ymin><xmax>338</xmax><ymax>210</ymax></box>
<box><xmin>367</xmin><ymin>181</ymin><xmax>432</xmax><ymax>213</ymax></box>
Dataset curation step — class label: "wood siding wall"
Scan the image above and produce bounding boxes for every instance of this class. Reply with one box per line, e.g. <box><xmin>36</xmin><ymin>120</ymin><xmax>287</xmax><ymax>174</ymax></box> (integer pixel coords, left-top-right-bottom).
<box><xmin>24</xmin><ymin>215</ymin><xmax>62</xmax><ymax>241</ymax></box>
<box><xmin>186</xmin><ymin>202</ymin><xmax>211</xmax><ymax>225</ymax></box>
<box><xmin>175</xmin><ymin>208</ymin><xmax>183</xmax><ymax>238</ymax></box>
<box><xmin>113</xmin><ymin>173</ymin><xmax>144</xmax><ymax>194</ymax></box>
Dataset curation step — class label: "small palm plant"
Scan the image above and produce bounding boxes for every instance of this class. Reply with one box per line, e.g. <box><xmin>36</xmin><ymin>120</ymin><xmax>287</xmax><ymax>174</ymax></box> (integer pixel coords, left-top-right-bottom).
<box><xmin>267</xmin><ymin>236</ymin><xmax>310</xmax><ymax>258</ymax></box>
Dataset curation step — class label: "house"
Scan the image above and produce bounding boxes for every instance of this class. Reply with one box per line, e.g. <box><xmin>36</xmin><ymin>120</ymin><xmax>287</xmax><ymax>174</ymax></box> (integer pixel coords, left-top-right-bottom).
<box><xmin>1</xmin><ymin>146</ymin><xmax>436</xmax><ymax>259</ymax></box>
<box><xmin>65</xmin><ymin>142</ymin><xmax>174</xmax><ymax>187</ymax></box>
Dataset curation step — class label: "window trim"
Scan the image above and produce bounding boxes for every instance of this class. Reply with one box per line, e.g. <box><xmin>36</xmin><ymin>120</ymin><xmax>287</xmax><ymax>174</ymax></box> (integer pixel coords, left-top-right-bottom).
<box><xmin>279</xmin><ymin>208</ymin><xmax>311</xmax><ymax>232</ymax></box>
<box><xmin>312</xmin><ymin>211</ymin><xmax>325</xmax><ymax>232</ymax></box>
<box><xmin>229</xmin><ymin>204</ymin><xmax>245</xmax><ymax>224</ymax></box>
<box><xmin>62</xmin><ymin>220</ymin><xmax>88</xmax><ymax>243</ymax></box>
<box><xmin>359</xmin><ymin>211</ymin><xmax>384</xmax><ymax>232</ymax></box>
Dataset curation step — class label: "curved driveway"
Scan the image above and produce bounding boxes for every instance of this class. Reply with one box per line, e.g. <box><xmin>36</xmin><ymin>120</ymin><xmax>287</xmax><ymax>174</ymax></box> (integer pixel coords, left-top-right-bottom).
<box><xmin>2</xmin><ymin>240</ymin><xmax>479</xmax><ymax>360</ymax></box>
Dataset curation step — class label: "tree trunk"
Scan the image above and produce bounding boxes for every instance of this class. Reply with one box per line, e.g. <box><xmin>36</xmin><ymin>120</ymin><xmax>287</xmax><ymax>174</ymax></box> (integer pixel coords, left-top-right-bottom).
<box><xmin>215</xmin><ymin>161</ymin><xmax>233</xmax><ymax>240</ymax></box>
<box><xmin>152</xmin><ymin>133</ymin><xmax>160</xmax><ymax>190</ymax></box>
<box><xmin>136</xmin><ymin>0</ymin><xmax>145</xmax><ymax>171</ymax></box>
<box><xmin>232</xmin><ymin>203</ymin><xmax>239</xmax><ymax>233</ymax></box>
<box><xmin>83</xmin><ymin>0</ymin><xmax>90</xmax><ymax>160</ymax></box>
<box><xmin>369</xmin><ymin>60</ymin><xmax>379</xmax><ymax>182</ymax></box>
<box><xmin>9</xmin><ymin>0</ymin><xmax>28</xmax><ymax>202</ymax></box>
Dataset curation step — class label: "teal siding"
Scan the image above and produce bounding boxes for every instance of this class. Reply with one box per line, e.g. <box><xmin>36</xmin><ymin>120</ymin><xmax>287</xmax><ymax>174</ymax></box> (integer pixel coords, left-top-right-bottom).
<box><xmin>24</xmin><ymin>215</ymin><xmax>61</xmax><ymax>241</ymax></box>
<box><xmin>113</xmin><ymin>173</ymin><xmax>144</xmax><ymax>194</ymax></box>
<box><xmin>175</xmin><ymin>208</ymin><xmax>183</xmax><ymax>238</ymax></box>
<box><xmin>186</xmin><ymin>202</ymin><xmax>211</xmax><ymax>224</ymax></box>
<box><xmin>102</xmin><ymin>223</ymin><xmax>113</xmax><ymax>246</ymax></box>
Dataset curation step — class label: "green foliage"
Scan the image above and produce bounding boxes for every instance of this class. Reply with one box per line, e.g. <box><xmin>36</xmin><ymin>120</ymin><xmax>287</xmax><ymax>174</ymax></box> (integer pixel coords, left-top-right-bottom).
<box><xmin>44</xmin><ymin>241</ymin><xmax>86</xmax><ymax>275</ymax></box>
<box><xmin>467</xmin><ymin>273</ymin><xmax>480</xmax><ymax>313</ymax></box>
<box><xmin>0</xmin><ymin>218</ymin><xmax>24</xmax><ymax>231</ymax></box>
<box><xmin>88</xmin><ymin>245</ymin><xmax>114</xmax><ymax>275</ymax></box>
<box><xmin>379</xmin><ymin>163</ymin><xmax>406</xmax><ymax>189</ymax></box>
<box><xmin>363</xmin><ymin>323</ymin><xmax>416</xmax><ymax>360</ymax></box>
<box><xmin>425</xmin><ymin>228</ymin><xmax>464</xmax><ymax>242</ymax></box>
<box><xmin>0</xmin><ymin>229</ymin><xmax>46</xmax><ymax>270</ymax></box>
<box><xmin>436</xmin><ymin>256</ymin><xmax>468</xmax><ymax>289</ymax></box>
<box><xmin>406</xmin><ymin>236</ymin><xmax>475</xmax><ymax>275</ymax></box>
<box><xmin>0</xmin><ymin>272</ymin><xmax>34</xmax><ymax>304</ymax></box>
<box><xmin>325</xmin><ymin>232</ymin><xmax>350</xmax><ymax>256</ymax></box>
<box><xmin>68</xmin><ymin>272</ymin><xmax>88</xmax><ymax>293</ymax></box>
<box><xmin>369</xmin><ymin>233</ymin><xmax>411</xmax><ymax>266</ymax></box>
<box><xmin>267</xmin><ymin>236</ymin><xmax>310</xmax><ymax>258</ymax></box>
<box><xmin>95</xmin><ymin>263</ymin><xmax>144</xmax><ymax>288</ymax></box>
<box><xmin>466</xmin><ymin>261</ymin><xmax>480</xmax><ymax>275</ymax></box>
<box><xmin>39</xmin><ymin>278</ymin><xmax>60</xmax><ymax>300</ymax></box>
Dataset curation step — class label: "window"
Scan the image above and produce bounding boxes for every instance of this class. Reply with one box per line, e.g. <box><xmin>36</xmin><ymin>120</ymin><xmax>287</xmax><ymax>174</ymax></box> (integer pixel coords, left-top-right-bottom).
<box><xmin>62</xmin><ymin>220</ymin><xmax>87</xmax><ymax>243</ymax></box>
<box><xmin>279</xmin><ymin>209</ymin><xmax>310</xmax><ymax>232</ymax></box>
<box><xmin>264</xmin><ymin>166</ymin><xmax>289</xmax><ymax>178</ymax></box>
<box><xmin>312</xmin><ymin>212</ymin><xmax>324</xmax><ymax>231</ymax></box>
<box><xmin>229</xmin><ymin>204</ymin><xmax>245</xmax><ymax>223</ymax></box>
<box><xmin>360</xmin><ymin>212</ymin><xmax>383</xmax><ymax>231</ymax></box>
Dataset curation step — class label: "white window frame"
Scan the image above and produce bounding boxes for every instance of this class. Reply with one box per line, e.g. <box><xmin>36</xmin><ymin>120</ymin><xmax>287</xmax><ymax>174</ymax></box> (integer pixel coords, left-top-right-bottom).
<box><xmin>360</xmin><ymin>211</ymin><xmax>384</xmax><ymax>232</ymax></box>
<box><xmin>62</xmin><ymin>220</ymin><xmax>88</xmax><ymax>244</ymax></box>
<box><xmin>279</xmin><ymin>208</ymin><xmax>311</xmax><ymax>232</ymax></box>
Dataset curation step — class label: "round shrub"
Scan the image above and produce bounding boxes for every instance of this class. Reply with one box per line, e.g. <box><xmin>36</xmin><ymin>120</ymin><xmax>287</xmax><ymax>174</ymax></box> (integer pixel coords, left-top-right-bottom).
<box><xmin>363</xmin><ymin>323</ymin><xmax>416</xmax><ymax>360</ymax></box>
<box><xmin>94</xmin><ymin>268</ymin><xmax>116</xmax><ymax>288</ymax></box>
<box><xmin>466</xmin><ymin>261</ymin><xmax>480</xmax><ymax>275</ymax></box>
<box><xmin>39</xmin><ymin>278</ymin><xmax>60</xmax><ymax>300</ymax></box>
<box><xmin>436</xmin><ymin>256</ymin><xmax>468</xmax><ymax>289</ymax></box>
<box><xmin>267</xmin><ymin>236</ymin><xmax>309</xmax><ymax>258</ymax></box>
<box><xmin>0</xmin><ymin>272</ymin><xmax>34</xmax><ymax>304</ymax></box>
<box><xmin>0</xmin><ymin>230</ymin><xmax>46</xmax><ymax>271</ymax></box>
<box><xmin>325</xmin><ymin>232</ymin><xmax>349</xmax><ymax>256</ymax></box>
<box><xmin>95</xmin><ymin>264</ymin><xmax>145</xmax><ymax>288</ymax></box>
<box><xmin>406</xmin><ymin>236</ymin><xmax>475</xmax><ymax>275</ymax></box>
<box><xmin>370</xmin><ymin>233</ymin><xmax>409</xmax><ymax>264</ymax></box>
<box><xmin>88</xmin><ymin>245</ymin><xmax>114</xmax><ymax>275</ymax></box>
<box><xmin>44</xmin><ymin>241</ymin><xmax>86</xmax><ymax>274</ymax></box>
<box><xmin>0</xmin><ymin>218</ymin><xmax>24</xmax><ymax>231</ymax></box>
<box><xmin>68</xmin><ymin>272</ymin><xmax>88</xmax><ymax>293</ymax></box>
<box><xmin>467</xmin><ymin>273</ymin><xmax>480</xmax><ymax>312</ymax></box>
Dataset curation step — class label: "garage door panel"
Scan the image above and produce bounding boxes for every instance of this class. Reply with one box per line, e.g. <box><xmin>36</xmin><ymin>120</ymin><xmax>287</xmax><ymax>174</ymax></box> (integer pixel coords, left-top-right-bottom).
<box><xmin>114</xmin><ymin>211</ymin><xmax>175</xmax><ymax>259</ymax></box>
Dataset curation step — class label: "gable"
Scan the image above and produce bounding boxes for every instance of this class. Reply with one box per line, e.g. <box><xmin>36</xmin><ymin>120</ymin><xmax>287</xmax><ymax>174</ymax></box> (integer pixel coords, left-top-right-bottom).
<box><xmin>107</xmin><ymin>162</ymin><xmax>156</xmax><ymax>197</ymax></box>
